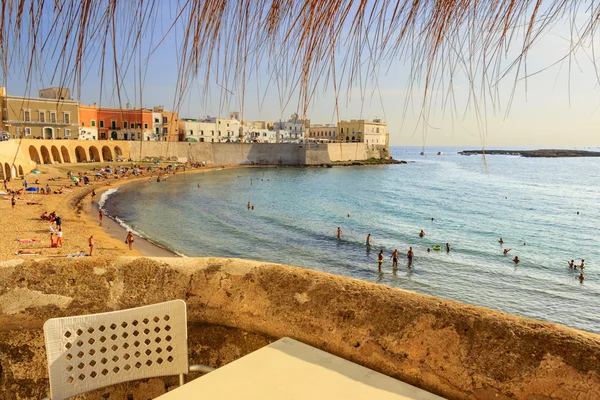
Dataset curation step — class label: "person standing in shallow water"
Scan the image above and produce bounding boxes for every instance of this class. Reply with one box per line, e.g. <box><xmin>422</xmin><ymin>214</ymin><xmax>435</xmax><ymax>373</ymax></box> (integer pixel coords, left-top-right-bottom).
<box><xmin>392</xmin><ymin>249</ymin><xmax>399</xmax><ymax>268</ymax></box>
<box><xmin>126</xmin><ymin>231</ymin><xmax>134</xmax><ymax>250</ymax></box>
<box><xmin>419</xmin><ymin>230</ymin><xmax>425</xmax><ymax>238</ymax></box>
<box><xmin>568</xmin><ymin>260</ymin><xmax>574</xmax><ymax>268</ymax></box>
<box><xmin>365</xmin><ymin>234</ymin><xmax>371</xmax><ymax>247</ymax></box>
<box><xmin>378</xmin><ymin>250</ymin><xmax>383</xmax><ymax>269</ymax></box>
<box><xmin>337</xmin><ymin>227</ymin><xmax>342</xmax><ymax>239</ymax></box>
<box><xmin>407</xmin><ymin>247</ymin><xmax>414</xmax><ymax>263</ymax></box>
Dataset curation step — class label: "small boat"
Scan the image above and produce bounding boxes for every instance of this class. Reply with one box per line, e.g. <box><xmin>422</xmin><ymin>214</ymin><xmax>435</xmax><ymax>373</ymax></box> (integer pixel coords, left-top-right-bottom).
<box><xmin>437</xmin><ymin>151</ymin><xmax>443</xmax><ymax>155</ymax></box>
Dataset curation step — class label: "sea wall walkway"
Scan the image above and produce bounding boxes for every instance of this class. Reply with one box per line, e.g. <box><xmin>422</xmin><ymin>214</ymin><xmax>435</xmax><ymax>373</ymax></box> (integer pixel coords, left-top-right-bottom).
<box><xmin>0</xmin><ymin>256</ymin><xmax>598</xmax><ymax>399</ymax></box>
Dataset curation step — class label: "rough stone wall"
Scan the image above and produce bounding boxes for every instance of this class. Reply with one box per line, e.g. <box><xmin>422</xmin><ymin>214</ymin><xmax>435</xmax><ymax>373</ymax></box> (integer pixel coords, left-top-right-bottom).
<box><xmin>2</xmin><ymin>256</ymin><xmax>598</xmax><ymax>399</ymax></box>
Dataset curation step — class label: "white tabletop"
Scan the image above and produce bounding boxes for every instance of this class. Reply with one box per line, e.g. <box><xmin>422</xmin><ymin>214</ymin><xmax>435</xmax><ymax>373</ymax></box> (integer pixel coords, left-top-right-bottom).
<box><xmin>157</xmin><ymin>337</ymin><xmax>445</xmax><ymax>399</ymax></box>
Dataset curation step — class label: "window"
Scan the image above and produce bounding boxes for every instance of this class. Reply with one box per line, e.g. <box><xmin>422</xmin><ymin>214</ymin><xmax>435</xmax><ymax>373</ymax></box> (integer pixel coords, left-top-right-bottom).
<box><xmin>200</xmin><ymin>130</ymin><xmax>204</xmax><ymax>135</ymax></box>
<box><xmin>91</xmin><ymin>120</ymin><xmax>96</xmax><ymax>127</ymax></box>
<box><xmin>155</xmin><ymin>127</ymin><xmax>159</xmax><ymax>134</ymax></box>
<box><xmin>64</xmin><ymin>112</ymin><xmax>71</xmax><ymax>124</ymax></box>
<box><xmin>81</xmin><ymin>122</ymin><xmax>85</xmax><ymax>127</ymax></box>
<box><xmin>123</xmin><ymin>121</ymin><xmax>128</xmax><ymax>128</ymax></box>
<box><xmin>131</xmin><ymin>123</ymin><xmax>135</xmax><ymax>128</ymax></box>
<box><xmin>24</xmin><ymin>110</ymin><xmax>31</xmax><ymax>122</ymax></box>
<box><xmin>111</xmin><ymin>121</ymin><xmax>116</xmax><ymax>129</ymax></box>
<box><xmin>25</xmin><ymin>127</ymin><xmax>31</xmax><ymax>136</ymax></box>
<box><xmin>99</xmin><ymin>120</ymin><xmax>104</xmax><ymax>128</ymax></box>
<box><xmin>163</xmin><ymin>117</ymin><xmax>167</xmax><ymax>123</ymax></box>
<box><xmin>154</xmin><ymin>118</ymin><xmax>159</xmax><ymax>123</ymax></box>
<box><xmin>218</xmin><ymin>131</ymin><xmax>221</xmax><ymax>136</ymax></box>
<box><xmin>136</xmin><ymin>123</ymin><xmax>141</xmax><ymax>129</ymax></box>
<box><xmin>39</xmin><ymin>111</ymin><xmax>45</xmax><ymax>123</ymax></box>
<box><xmin>163</xmin><ymin>127</ymin><xmax>168</xmax><ymax>134</ymax></box>
<box><xmin>50</xmin><ymin>112</ymin><xmax>56</xmax><ymax>123</ymax></box>
<box><xmin>65</xmin><ymin>129</ymin><xmax>71</xmax><ymax>137</ymax></box>
<box><xmin>16</xmin><ymin>127</ymin><xmax>20</xmax><ymax>136</ymax></box>
<box><xmin>144</xmin><ymin>123</ymin><xmax>148</xmax><ymax>129</ymax></box>
<box><xmin>211</xmin><ymin>131</ymin><xmax>214</xmax><ymax>136</ymax></box>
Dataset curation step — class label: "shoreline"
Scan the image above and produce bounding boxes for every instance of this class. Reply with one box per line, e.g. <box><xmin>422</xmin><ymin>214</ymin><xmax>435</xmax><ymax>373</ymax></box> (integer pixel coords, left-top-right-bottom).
<box><xmin>80</xmin><ymin>164</ymin><xmax>267</xmax><ymax>258</ymax></box>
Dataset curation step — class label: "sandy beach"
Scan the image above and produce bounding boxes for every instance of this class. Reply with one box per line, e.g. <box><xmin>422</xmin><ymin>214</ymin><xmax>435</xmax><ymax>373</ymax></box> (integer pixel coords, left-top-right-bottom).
<box><xmin>0</xmin><ymin>162</ymin><xmax>245</xmax><ymax>262</ymax></box>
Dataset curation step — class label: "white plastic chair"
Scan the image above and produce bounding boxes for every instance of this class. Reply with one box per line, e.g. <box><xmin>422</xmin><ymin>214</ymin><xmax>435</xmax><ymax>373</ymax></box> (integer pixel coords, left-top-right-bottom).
<box><xmin>42</xmin><ymin>300</ymin><xmax>214</xmax><ymax>400</ymax></box>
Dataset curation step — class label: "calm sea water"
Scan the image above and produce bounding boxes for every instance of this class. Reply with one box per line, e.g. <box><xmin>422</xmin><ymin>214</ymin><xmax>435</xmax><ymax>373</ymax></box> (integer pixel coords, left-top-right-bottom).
<box><xmin>103</xmin><ymin>146</ymin><xmax>600</xmax><ymax>334</ymax></box>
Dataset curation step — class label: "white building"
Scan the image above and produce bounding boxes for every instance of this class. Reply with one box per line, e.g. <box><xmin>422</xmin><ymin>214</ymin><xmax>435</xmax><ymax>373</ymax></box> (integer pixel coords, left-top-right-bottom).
<box><xmin>180</xmin><ymin>112</ymin><xmax>242</xmax><ymax>143</ymax></box>
<box><xmin>152</xmin><ymin>110</ymin><xmax>163</xmax><ymax>141</ymax></box>
<box><xmin>273</xmin><ymin>113</ymin><xmax>309</xmax><ymax>142</ymax></box>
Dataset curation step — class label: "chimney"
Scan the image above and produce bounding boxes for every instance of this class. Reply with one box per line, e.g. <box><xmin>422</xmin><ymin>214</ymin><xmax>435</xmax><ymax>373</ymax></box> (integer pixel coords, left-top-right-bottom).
<box><xmin>126</xmin><ymin>103</ymin><xmax>130</xmax><ymax>110</ymax></box>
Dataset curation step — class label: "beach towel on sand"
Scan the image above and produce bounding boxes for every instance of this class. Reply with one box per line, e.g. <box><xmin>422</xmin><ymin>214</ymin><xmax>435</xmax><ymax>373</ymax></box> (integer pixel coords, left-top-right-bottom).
<box><xmin>16</xmin><ymin>238</ymin><xmax>40</xmax><ymax>243</ymax></box>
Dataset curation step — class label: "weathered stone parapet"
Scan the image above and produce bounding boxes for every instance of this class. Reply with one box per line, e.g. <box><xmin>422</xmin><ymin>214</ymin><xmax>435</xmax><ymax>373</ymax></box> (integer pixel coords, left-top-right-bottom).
<box><xmin>1</xmin><ymin>256</ymin><xmax>599</xmax><ymax>399</ymax></box>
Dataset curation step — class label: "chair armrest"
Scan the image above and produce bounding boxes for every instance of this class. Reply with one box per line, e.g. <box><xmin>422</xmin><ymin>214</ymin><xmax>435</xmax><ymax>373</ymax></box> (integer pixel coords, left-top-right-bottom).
<box><xmin>189</xmin><ymin>364</ymin><xmax>216</xmax><ymax>374</ymax></box>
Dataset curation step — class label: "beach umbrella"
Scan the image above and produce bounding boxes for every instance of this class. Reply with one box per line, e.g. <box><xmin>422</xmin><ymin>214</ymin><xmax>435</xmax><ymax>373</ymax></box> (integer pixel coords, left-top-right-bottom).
<box><xmin>26</xmin><ymin>187</ymin><xmax>38</xmax><ymax>192</ymax></box>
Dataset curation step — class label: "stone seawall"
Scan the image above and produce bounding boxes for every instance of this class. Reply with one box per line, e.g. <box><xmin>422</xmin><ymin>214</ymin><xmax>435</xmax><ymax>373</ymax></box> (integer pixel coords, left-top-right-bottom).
<box><xmin>0</xmin><ymin>257</ymin><xmax>599</xmax><ymax>399</ymax></box>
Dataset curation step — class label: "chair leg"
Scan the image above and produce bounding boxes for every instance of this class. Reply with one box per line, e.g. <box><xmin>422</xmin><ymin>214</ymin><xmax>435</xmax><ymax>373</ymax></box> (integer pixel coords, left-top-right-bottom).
<box><xmin>179</xmin><ymin>373</ymin><xmax>185</xmax><ymax>386</ymax></box>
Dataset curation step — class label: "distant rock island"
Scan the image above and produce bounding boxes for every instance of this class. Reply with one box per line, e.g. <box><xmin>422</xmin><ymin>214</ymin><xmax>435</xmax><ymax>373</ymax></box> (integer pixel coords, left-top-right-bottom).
<box><xmin>458</xmin><ymin>149</ymin><xmax>600</xmax><ymax>158</ymax></box>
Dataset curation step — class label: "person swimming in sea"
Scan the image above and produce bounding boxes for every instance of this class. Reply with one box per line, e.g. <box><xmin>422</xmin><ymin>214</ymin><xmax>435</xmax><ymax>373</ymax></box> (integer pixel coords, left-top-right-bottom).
<box><xmin>378</xmin><ymin>250</ymin><xmax>383</xmax><ymax>269</ymax></box>
<box><xmin>499</xmin><ymin>238</ymin><xmax>504</xmax><ymax>244</ymax></box>
<box><xmin>419</xmin><ymin>229</ymin><xmax>425</xmax><ymax>238</ymax></box>
<box><xmin>568</xmin><ymin>260</ymin><xmax>575</xmax><ymax>268</ymax></box>
<box><xmin>580</xmin><ymin>259</ymin><xmax>585</xmax><ymax>269</ymax></box>
<box><xmin>391</xmin><ymin>249</ymin><xmax>399</xmax><ymax>268</ymax></box>
<box><xmin>445</xmin><ymin>243</ymin><xmax>451</xmax><ymax>252</ymax></box>
<box><xmin>337</xmin><ymin>227</ymin><xmax>342</xmax><ymax>239</ymax></box>
<box><xmin>503</xmin><ymin>248</ymin><xmax>511</xmax><ymax>255</ymax></box>
<box><xmin>407</xmin><ymin>247</ymin><xmax>414</xmax><ymax>263</ymax></box>
<box><xmin>365</xmin><ymin>234</ymin><xmax>371</xmax><ymax>247</ymax></box>
<box><xmin>513</xmin><ymin>256</ymin><xmax>520</xmax><ymax>264</ymax></box>
<box><xmin>579</xmin><ymin>273</ymin><xmax>585</xmax><ymax>282</ymax></box>
<box><xmin>247</xmin><ymin>201</ymin><xmax>251</xmax><ymax>210</ymax></box>
<box><xmin>426</xmin><ymin>248</ymin><xmax>431</xmax><ymax>252</ymax></box>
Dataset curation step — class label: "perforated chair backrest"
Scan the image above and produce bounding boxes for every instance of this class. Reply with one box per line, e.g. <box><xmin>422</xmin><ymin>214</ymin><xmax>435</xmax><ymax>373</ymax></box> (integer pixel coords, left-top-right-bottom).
<box><xmin>43</xmin><ymin>300</ymin><xmax>188</xmax><ymax>400</ymax></box>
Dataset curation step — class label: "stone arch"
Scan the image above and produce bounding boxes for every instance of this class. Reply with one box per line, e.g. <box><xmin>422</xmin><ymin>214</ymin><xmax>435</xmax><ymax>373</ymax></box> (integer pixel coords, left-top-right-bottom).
<box><xmin>61</xmin><ymin>146</ymin><xmax>71</xmax><ymax>163</ymax></box>
<box><xmin>40</xmin><ymin>146</ymin><xmax>52</xmax><ymax>164</ymax></box>
<box><xmin>18</xmin><ymin>165</ymin><xmax>23</xmax><ymax>176</ymax></box>
<box><xmin>101</xmin><ymin>146</ymin><xmax>113</xmax><ymax>162</ymax></box>
<box><xmin>114</xmin><ymin>146</ymin><xmax>123</xmax><ymax>159</ymax></box>
<box><xmin>29</xmin><ymin>146</ymin><xmax>41</xmax><ymax>163</ymax></box>
<box><xmin>51</xmin><ymin>146</ymin><xmax>62</xmax><ymax>163</ymax></box>
<box><xmin>4</xmin><ymin>163</ymin><xmax>11</xmax><ymax>180</ymax></box>
<box><xmin>75</xmin><ymin>146</ymin><xmax>87</xmax><ymax>163</ymax></box>
<box><xmin>89</xmin><ymin>146</ymin><xmax>100</xmax><ymax>162</ymax></box>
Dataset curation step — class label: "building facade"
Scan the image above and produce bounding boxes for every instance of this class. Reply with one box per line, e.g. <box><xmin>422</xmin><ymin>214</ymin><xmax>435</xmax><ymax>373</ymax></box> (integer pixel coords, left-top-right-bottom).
<box><xmin>274</xmin><ymin>113</ymin><xmax>309</xmax><ymax>142</ymax></box>
<box><xmin>308</xmin><ymin>124</ymin><xmax>337</xmax><ymax>142</ymax></box>
<box><xmin>1</xmin><ymin>87</ymin><xmax>80</xmax><ymax>139</ymax></box>
<box><xmin>78</xmin><ymin>104</ymin><xmax>98</xmax><ymax>140</ymax></box>
<box><xmin>337</xmin><ymin>119</ymin><xmax>388</xmax><ymax>145</ymax></box>
<box><xmin>96</xmin><ymin>107</ymin><xmax>154</xmax><ymax>141</ymax></box>
<box><xmin>180</xmin><ymin>113</ymin><xmax>241</xmax><ymax>143</ymax></box>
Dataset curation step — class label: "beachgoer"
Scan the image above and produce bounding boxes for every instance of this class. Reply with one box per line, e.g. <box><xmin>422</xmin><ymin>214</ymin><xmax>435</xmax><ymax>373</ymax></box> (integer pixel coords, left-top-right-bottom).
<box><xmin>337</xmin><ymin>227</ymin><xmax>342</xmax><ymax>239</ymax></box>
<box><xmin>91</xmin><ymin>189</ymin><xmax>96</xmax><ymax>199</ymax></box>
<box><xmin>431</xmin><ymin>217</ymin><xmax>434</xmax><ymax>221</ymax></box>
<box><xmin>347</xmin><ymin>214</ymin><xmax>350</xmax><ymax>218</ymax></box>
<box><xmin>523</xmin><ymin>242</ymin><xmax>526</xmax><ymax>246</ymax></box>
<box><xmin>392</xmin><ymin>249</ymin><xmax>399</xmax><ymax>268</ymax></box>
<box><xmin>198</xmin><ymin>183</ymin><xmax>201</xmax><ymax>188</ymax></box>
<box><xmin>365</xmin><ymin>234</ymin><xmax>371</xmax><ymax>247</ymax></box>
<box><xmin>499</xmin><ymin>238</ymin><xmax>504</xmax><ymax>244</ymax></box>
<box><xmin>580</xmin><ymin>259</ymin><xmax>585</xmax><ymax>269</ymax></box>
<box><xmin>378</xmin><ymin>250</ymin><xmax>383</xmax><ymax>268</ymax></box>
<box><xmin>247</xmin><ymin>202</ymin><xmax>251</xmax><ymax>210</ymax></box>
<box><xmin>88</xmin><ymin>235</ymin><xmax>94</xmax><ymax>256</ymax></box>
<box><xmin>56</xmin><ymin>228</ymin><xmax>63</xmax><ymax>247</ymax></box>
<box><xmin>407</xmin><ymin>247</ymin><xmax>414</xmax><ymax>263</ymax></box>
<box><xmin>446</xmin><ymin>243</ymin><xmax>451</xmax><ymax>252</ymax></box>
<box><xmin>568</xmin><ymin>260</ymin><xmax>574</xmax><ymax>268</ymax></box>
<box><xmin>98</xmin><ymin>209</ymin><xmax>103</xmax><ymax>223</ymax></box>
<box><xmin>251</xmin><ymin>206</ymin><xmax>254</xmax><ymax>210</ymax></box>
<box><xmin>41</xmin><ymin>211</ymin><xmax>48</xmax><ymax>220</ymax></box>
<box><xmin>579</xmin><ymin>273</ymin><xmax>585</xmax><ymax>282</ymax></box>
<box><xmin>50</xmin><ymin>232</ymin><xmax>55</xmax><ymax>247</ymax></box>
<box><xmin>577</xmin><ymin>211</ymin><xmax>580</xmax><ymax>215</ymax></box>
<box><xmin>126</xmin><ymin>231</ymin><xmax>134</xmax><ymax>250</ymax></box>
<box><xmin>503</xmin><ymin>248</ymin><xmax>511</xmax><ymax>255</ymax></box>
<box><xmin>419</xmin><ymin>230</ymin><xmax>425</xmax><ymax>238</ymax></box>
<box><xmin>513</xmin><ymin>256</ymin><xmax>520</xmax><ymax>264</ymax></box>
<box><xmin>426</xmin><ymin>248</ymin><xmax>431</xmax><ymax>252</ymax></box>
<box><xmin>11</xmin><ymin>196</ymin><xmax>15</xmax><ymax>209</ymax></box>
<box><xmin>55</xmin><ymin>216</ymin><xmax>62</xmax><ymax>227</ymax></box>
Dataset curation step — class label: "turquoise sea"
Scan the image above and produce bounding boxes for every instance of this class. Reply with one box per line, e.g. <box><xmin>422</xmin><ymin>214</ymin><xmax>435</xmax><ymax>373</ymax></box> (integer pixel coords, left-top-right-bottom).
<box><xmin>102</xmin><ymin>146</ymin><xmax>600</xmax><ymax>334</ymax></box>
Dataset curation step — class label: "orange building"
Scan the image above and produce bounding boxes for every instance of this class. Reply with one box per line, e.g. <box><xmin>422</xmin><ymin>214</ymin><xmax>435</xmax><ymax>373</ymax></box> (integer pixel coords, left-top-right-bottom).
<box><xmin>96</xmin><ymin>108</ymin><xmax>154</xmax><ymax>141</ymax></box>
<box><xmin>78</xmin><ymin>104</ymin><xmax>98</xmax><ymax>140</ymax></box>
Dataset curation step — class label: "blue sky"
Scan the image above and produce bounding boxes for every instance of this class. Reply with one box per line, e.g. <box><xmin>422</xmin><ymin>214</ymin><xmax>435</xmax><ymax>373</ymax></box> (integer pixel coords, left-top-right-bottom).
<box><xmin>2</xmin><ymin>1</ymin><xmax>600</xmax><ymax>146</ymax></box>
